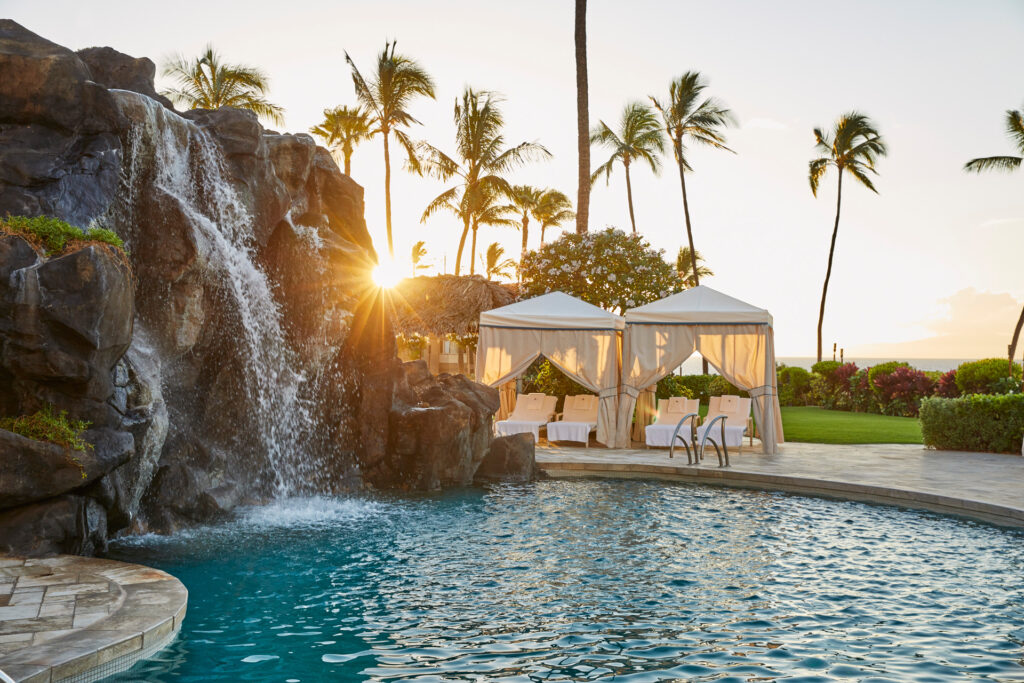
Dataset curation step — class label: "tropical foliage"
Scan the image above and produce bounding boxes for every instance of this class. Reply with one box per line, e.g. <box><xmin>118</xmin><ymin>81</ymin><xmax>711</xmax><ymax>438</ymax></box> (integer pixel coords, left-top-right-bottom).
<box><xmin>482</xmin><ymin>242</ymin><xmax>516</xmax><ymax>280</ymax></box>
<box><xmin>309</xmin><ymin>105</ymin><xmax>373</xmax><ymax>176</ymax></box>
<box><xmin>535</xmin><ymin>189</ymin><xmax>575</xmax><ymax>244</ymax></box>
<box><xmin>419</xmin><ymin>88</ymin><xmax>548</xmax><ymax>275</ymax></box>
<box><xmin>591</xmin><ymin>102</ymin><xmax>664</xmax><ymax>234</ymax></box>
<box><xmin>346</xmin><ymin>41</ymin><xmax>436</xmax><ymax>258</ymax></box>
<box><xmin>651</xmin><ymin>72</ymin><xmax>734</xmax><ymax>289</ymax></box>
<box><xmin>675</xmin><ymin>246</ymin><xmax>712</xmax><ymax>287</ymax></box>
<box><xmin>1</xmin><ymin>215</ymin><xmax>125</xmax><ymax>255</ymax></box>
<box><xmin>808</xmin><ymin>112</ymin><xmax>887</xmax><ymax>362</ymax></box>
<box><xmin>519</xmin><ymin>227</ymin><xmax>681</xmax><ymax>313</ymax></box>
<box><xmin>506</xmin><ymin>185</ymin><xmax>543</xmax><ymax>268</ymax></box>
<box><xmin>161</xmin><ymin>45</ymin><xmax>285</xmax><ymax>125</ymax></box>
<box><xmin>410</xmin><ymin>240</ymin><xmax>428</xmax><ymax>276</ymax></box>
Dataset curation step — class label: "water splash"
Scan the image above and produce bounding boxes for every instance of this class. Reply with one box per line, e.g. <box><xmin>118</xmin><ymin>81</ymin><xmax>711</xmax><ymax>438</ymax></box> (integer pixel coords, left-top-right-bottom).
<box><xmin>109</xmin><ymin>91</ymin><xmax>314</xmax><ymax>494</ymax></box>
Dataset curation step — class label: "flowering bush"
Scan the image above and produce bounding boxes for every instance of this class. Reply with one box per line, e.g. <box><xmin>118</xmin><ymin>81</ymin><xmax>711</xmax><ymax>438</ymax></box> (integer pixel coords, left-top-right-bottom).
<box><xmin>519</xmin><ymin>227</ymin><xmax>682</xmax><ymax>313</ymax></box>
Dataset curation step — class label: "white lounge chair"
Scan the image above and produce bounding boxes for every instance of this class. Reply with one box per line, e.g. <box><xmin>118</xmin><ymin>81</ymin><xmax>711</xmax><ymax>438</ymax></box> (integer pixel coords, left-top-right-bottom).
<box><xmin>644</xmin><ymin>396</ymin><xmax>700</xmax><ymax>447</ymax></box>
<box><xmin>696</xmin><ymin>395</ymin><xmax>753</xmax><ymax>464</ymax></box>
<box><xmin>495</xmin><ymin>393</ymin><xmax>558</xmax><ymax>443</ymax></box>
<box><xmin>546</xmin><ymin>394</ymin><xmax>599</xmax><ymax>445</ymax></box>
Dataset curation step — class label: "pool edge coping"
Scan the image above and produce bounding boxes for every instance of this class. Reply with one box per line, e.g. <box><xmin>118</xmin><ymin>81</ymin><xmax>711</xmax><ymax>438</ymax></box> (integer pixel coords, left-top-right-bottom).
<box><xmin>0</xmin><ymin>556</ymin><xmax>187</xmax><ymax>683</ymax></box>
<box><xmin>537</xmin><ymin>459</ymin><xmax>1024</xmax><ymax>528</ymax></box>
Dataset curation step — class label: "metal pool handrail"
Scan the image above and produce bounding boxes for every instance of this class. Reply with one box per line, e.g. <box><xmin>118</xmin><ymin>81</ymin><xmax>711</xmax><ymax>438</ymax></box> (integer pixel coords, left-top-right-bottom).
<box><xmin>667</xmin><ymin>412</ymin><xmax>701</xmax><ymax>463</ymax></box>
<box><xmin>699</xmin><ymin>414</ymin><xmax>731</xmax><ymax>468</ymax></box>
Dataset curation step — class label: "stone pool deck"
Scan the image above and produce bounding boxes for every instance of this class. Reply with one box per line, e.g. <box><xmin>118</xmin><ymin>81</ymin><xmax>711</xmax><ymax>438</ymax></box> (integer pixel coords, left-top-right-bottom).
<box><xmin>537</xmin><ymin>442</ymin><xmax>1024</xmax><ymax>528</ymax></box>
<box><xmin>0</xmin><ymin>556</ymin><xmax>186</xmax><ymax>683</ymax></box>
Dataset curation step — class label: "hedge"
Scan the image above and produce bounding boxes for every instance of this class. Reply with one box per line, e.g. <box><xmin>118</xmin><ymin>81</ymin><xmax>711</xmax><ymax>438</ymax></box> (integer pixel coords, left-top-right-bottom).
<box><xmin>919</xmin><ymin>394</ymin><xmax>1024</xmax><ymax>453</ymax></box>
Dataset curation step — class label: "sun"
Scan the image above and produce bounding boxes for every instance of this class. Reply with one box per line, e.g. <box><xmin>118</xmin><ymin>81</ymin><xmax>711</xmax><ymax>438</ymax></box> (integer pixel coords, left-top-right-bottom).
<box><xmin>371</xmin><ymin>260</ymin><xmax>404</xmax><ymax>289</ymax></box>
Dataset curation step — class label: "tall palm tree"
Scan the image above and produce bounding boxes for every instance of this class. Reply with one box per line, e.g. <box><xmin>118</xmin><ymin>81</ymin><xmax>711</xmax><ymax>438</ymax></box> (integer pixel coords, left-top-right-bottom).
<box><xmin>161</xmin><ymin>45</ymin><xmax>285</xmax><ymax>125</ymax></box>
<box><xmin>467</xmin><ymin>185</ymin><xmax>516</xmax><ymax>275</ymax></box>
<box><xmin>482</xmin><ymin>242</ymin><xmax>516</xmax><ymax>280</ymax></box>
<box><xmin>575</xmin><ymin>0</ymin><xmax>590</xmax><ymax>234</ymax></box>
<box><xmin>535</xmin><ymin>189</ymin><xmax>575</xmax><ymax>244</ymax></box>
<box><xmin>507</xmin><ymin>185</ymin><xmax>544</xmax><ymax>267</ymax></box>
<box><xmin>346</xmin><ymin>41</ymin><xmax>436</xmax><ymax>259</ymax></box>
<box><xmin>591</xmin><ymin>102</ymin><xmax>664</xmax><ymax>234</ymax></box>
<box><xmin>675</xmin><ymin>246</ymin><xmax>713</xmax><ymax>287</ymax></box>
<box><xmin>411</xmin><ymin>240</ymin><xmax>428</xmax><ymax>276</ymax></box>
<box><xmin>809</xmin><ymin>112</ymin><xmax>887</xmax><ymax>362</ymax></box>
<box><xmin>419</xmin><ymin>88</ymin><xmax>549</xmax><ymax>275</ymax></box>
<box><xmin>964</xmin><ymin>102</ymin><xmax>1024</xmax><ymax>373</ymax></box>
<box><xmin>650</xmin><ymin>72</ymin><xmax>735</xmax><ymax>287</ymax></box>
<box><xmin>309</xmin><ymin>105</ymin><xmax>373</xmax><ymax>176</ymax></box>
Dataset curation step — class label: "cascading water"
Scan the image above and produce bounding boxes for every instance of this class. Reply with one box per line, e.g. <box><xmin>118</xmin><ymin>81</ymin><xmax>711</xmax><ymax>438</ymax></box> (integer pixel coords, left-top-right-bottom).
<box><xmin>108</xmin><ymin>90</ymin><xmax>316</xmax><ymax>495</ymax></box>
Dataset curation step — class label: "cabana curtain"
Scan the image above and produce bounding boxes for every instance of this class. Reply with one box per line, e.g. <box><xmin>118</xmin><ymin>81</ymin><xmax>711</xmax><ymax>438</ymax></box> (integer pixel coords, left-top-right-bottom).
<box><xmin>615</xmin><ymin>287</ymin><xmax>784</xmax><ymax>453</ymax></box>
<box><xmin>476</xmin><ymin>292</ymin><xmax>624</xmax><ymax>446</ymax></box>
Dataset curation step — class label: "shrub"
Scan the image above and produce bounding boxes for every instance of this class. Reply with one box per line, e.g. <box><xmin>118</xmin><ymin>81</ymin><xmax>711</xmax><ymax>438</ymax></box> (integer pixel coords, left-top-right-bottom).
<box><xmin>777</xmin><ymin>365</ymin><xmax>812</xmax><ymax>406</ymax></box>
<box><xmin>920</xmin><ymin>394</ymin><xmax>1024</xmax><ymax>453</ymax></box>
<box><xmin>656</xmin><ymin>375</ymin><xmax>695</xmax><ymax>401</ymax></box>
<box><xmin>520</xmin><ymin>227</ymin><xmax>682</xmax><ymax>313</ymax></box>
<box><xmin>848</xmin><ymin>369</ymin><xmax>879</xmax><ymax>413</ymax></box>
<box><xmin>0</xmin><ymin>405</ymin><xmax>91</xmax><ymax>478</ymax></box>
<box><xmin>867</xmin><ymin>361</ymin><xmax>909</xmax><ymax>390</ymax></box>
<box><xmin>955</xmin><ymin>358</ymin><xmax>1022</xmax><ymax>395</ymax></box>
<box><xmin>708</xmin><ymin>375</ymin><xmax>748</xmax><ymax>399</ymax></box>
<box><xmin>990</xmin><ymin>376</ymin><xmax>1023</xmax><ymax>395</ymax></box>
<box><xmin>521</xmin><ymin>359</ymin><xmax>592</xmax><ymax>413</ymax></box>
<box><xmin>935</xmin><ymin>369</ymin><xmax>960</xmax><ymax>398</ymax></box>
<box><xmin>811</xmin><ymin>360</ymin><xmax>841</xmax><ymax>379</ymax></box>
<box><xmin>872</xmin><ymin>366</ymin><xmax>935</xmax><ymax>417</ymax></box>
<box><xmin>676</xmin><ymin>375</ymin><xmax>714</xmax><ymax>403</ymax></box>
<box><xmin>1</xmin><ymin>215</ymin><xmax>125</xmax><ymax>255</ymax></box>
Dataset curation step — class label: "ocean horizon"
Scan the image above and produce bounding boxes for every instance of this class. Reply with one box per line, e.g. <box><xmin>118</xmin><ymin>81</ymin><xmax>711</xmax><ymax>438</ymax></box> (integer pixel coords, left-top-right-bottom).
<box><xmin>676</xmin><ymin>356</ymin><xmax>979</xmax><ymax>375</ymax></box>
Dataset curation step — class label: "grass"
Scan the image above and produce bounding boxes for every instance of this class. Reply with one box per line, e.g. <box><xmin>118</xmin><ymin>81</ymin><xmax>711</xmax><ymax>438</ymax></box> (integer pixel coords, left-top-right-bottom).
<box><xmin>1</xmin><ymin>405</ymin><xmax>92</xmax><ymax>478</ymax></box>
<box><xmin>781</xmin><ymin>406</ymin><xmax>922</xmax><ymax>445</ymax></box>
<box><xmin>1</xmin><ymin>214</ymin><xmax>125</xmax><ymax>256</ymax></box>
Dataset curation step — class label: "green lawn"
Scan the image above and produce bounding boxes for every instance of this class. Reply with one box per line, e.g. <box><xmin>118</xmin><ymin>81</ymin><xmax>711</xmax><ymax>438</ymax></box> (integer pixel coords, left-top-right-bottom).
<box><xmin>780</xmin><ymin>407</ymin><xmax>923</xmax><ymax>445</ymax></box>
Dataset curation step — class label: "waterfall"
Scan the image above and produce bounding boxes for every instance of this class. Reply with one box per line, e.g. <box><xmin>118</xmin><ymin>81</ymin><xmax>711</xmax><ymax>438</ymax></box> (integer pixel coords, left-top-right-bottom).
<box><xmin>109</xmin><ymin>90</ymin><xmax>314</xmax><ymax>495</ymax></box>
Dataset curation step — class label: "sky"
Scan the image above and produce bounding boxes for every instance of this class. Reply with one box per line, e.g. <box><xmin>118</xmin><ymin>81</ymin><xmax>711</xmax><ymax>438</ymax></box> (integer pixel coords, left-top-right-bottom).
<box><xmin>6</xmin><ymin>0</ymin><xmax>1023</xmax><ymax>358</ymax></box>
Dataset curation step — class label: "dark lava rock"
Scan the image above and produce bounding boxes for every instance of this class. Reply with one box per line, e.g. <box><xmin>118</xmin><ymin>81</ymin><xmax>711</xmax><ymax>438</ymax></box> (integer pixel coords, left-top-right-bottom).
<box><xmin>474</xmin><ymin>433</ymin><xmax>537</xmax><ymax>483</ymax></box>
<box><xmin>0</xmin><ymin>495</ymin><xmax>107</xmax><ymax>556</ymax></box>
<box><xmin>76</xmin><ymin>45</ymin><xmax>174</xmax><ymax>109</ymax></box>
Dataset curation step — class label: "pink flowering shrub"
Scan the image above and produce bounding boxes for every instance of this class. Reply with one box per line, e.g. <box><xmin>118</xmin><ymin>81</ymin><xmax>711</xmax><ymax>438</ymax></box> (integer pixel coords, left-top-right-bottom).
<box><xmin>872</xmin><ymin>366</ymin><xmax>936</xmax><ymax>417</ymax></box>
<box><xmin>935</xmin><ymin>369</ymin><xmax>960</xmax><ymax>398</ymax></box>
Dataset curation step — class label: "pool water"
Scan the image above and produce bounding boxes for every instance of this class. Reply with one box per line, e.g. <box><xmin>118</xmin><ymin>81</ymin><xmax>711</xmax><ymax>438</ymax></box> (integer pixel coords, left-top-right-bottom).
<box><xmin>107</xmin><ymin>480</ymin><xmax>1024</xmax><ymax>681</ymax></box>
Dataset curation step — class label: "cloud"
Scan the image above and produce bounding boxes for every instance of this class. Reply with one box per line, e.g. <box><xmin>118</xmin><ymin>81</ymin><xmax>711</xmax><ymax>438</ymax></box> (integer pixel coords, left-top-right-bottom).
<box><xmin>979</xmin><ymin>217</ymin><xmax>1024</xmax><ymax>229</ymax></box>
<box><xmin>743</xmin><ymin>117</ymin><xmax>788</xmax><ymax>131</ymax></box>
<box><xmin>849</xmin><ymin>288</ymin><xmax>1022</xmax><ymax>359</ymax></box>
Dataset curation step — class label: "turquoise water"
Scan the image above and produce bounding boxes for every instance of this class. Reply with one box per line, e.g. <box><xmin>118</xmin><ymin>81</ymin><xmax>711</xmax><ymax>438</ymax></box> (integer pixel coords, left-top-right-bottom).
<box><xmin>107</xmin><ymin>480</ymin><xmax>1024</xmax><ymax>681</ymax></box>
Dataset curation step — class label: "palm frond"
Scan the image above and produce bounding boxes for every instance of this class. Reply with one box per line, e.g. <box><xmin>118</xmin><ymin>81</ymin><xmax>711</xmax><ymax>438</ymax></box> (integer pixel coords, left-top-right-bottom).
<box><xmin>963</xmin><ymin>155</ymin><xmax>1022</xmax><ymax>173</ymax></box>
<box><xmin>808</xmin><ymin>157</ymin><xmax>832</xmax><ymax>196</ymax></box>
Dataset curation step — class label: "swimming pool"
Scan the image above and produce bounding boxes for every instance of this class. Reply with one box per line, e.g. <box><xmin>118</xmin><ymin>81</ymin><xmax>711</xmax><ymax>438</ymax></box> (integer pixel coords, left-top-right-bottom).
<box><xmin>107</xmin><ymin>480</ymin><xmax>1024</xmax><ymax>681</ymax></box>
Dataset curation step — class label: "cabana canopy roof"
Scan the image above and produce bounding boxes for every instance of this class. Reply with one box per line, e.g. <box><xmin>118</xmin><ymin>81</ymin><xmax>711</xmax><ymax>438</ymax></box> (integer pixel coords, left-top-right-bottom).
<box><xmin>625</xmin><ymin>285</ymin><xmax>772</xmax><ymax>326</ymax></box>
<box><xmin>480</xmin><ymin>291</ymin><xmax>625</xmax><ymax>330</ymax></box>
<box><xmin>391</xmin><ymin>275</ymin><xmax>518</xmax><ymax>337</ymax></box>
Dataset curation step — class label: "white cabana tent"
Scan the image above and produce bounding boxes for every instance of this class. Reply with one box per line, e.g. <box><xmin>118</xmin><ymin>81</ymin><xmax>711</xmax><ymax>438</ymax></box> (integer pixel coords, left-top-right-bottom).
<box><xmin>615</xmin><ymin>285</ymin><xmax>784</xmax><ymax>453</ymax></box>
<box><xmin>476</xmin><ymin>292</ymin><xmax>624</xmax><ymax>446</ymax></box>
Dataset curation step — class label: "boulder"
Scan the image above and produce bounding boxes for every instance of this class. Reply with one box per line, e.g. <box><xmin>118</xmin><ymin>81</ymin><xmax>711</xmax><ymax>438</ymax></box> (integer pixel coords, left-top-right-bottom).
<box><xmin>0</xmin><ymin>495</ymin><xmax>107</xmax><ymax>556</ymax></box>
<box><xmin>474</xmin><ymin>433</ymin><xmax>537</xmax><ymax>483</ymax></box>
<box><xmin>371</xmin><ymin>361</ymin><xmax>499</xmax><ymax>490</ymax></box>
<box><xmin>0</xmin><ymin>20</ymin><xmax>126</xmax><ymax>226</ymax></box>
<box><xmin>76</xmin><ymin>46</ymin><xmax>174</xmax><ymax>109</ymax></box>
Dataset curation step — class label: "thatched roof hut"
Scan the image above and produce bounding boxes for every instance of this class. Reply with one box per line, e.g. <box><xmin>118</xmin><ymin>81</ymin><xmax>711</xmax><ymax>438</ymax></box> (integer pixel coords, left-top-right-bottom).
<box><xmin>390</xmin><ymin>274</ymin><xmax>518</xmax><ymax>338</ymax></box>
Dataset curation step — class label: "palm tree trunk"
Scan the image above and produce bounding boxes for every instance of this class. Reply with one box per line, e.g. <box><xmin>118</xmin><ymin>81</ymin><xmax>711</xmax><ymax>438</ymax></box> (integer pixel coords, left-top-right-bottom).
<box><xmin>624</xmin><ymin>162</ymin><xmax>637</xmax><ymax>234</ymax></box>
<box><xmin>470</xmin><ymin>222</ymin><xmax>479</xmax><ymax>275</ymax></box>
<box><xmin>675</xmin><ymin>148</ymin><xmax>707</xmax><ymax>374</ymax></box>
<box><xmin>343</xmin><ymin>150</ymin><xmax>352</xmax><ymax>176</ymax></box>
<box><xmin>817</xmin><ymin>171</ymin><xmax>843</xmax><ymax>363</ymax></box>
<box><xmin>541</xmin><ymin>224</ymin><xmax>547</xmax><ymax>245</ymax></box>
<box><xmin>574</xmin><ymin>0</ymin><xmax>590</xmax><ymax>235</ymax></box>
<box><xmin>1008</xmin><ymin>304</ymin><xmax>1024</xmax><ymax>376</ymax></box>
<box><xmin>383</xmin><ymin>130</ymin><xmax>394</xmax><ymax>258</ymax></box>
<box><xmin>519</xmin><ymin>215</ymin><xmax>529</xmax><ymax>280</ymax></box>
<box><xmin>454</xmin><ymin>215</ymin><xmax>470</xmax><ymax>276</ymax></box>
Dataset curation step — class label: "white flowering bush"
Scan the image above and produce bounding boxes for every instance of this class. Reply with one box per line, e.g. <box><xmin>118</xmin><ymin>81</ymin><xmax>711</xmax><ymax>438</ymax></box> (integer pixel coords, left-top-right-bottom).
<box><xmin>520</xmin><ymin>227</ymin><xmax>682</xmax><ymax>313</ymax></box>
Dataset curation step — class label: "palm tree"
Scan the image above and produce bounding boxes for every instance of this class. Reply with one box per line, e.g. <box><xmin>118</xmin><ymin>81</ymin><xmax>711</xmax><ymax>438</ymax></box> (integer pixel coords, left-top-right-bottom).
<box><xmin>575</xmin><ymin>0</ymin><xmax>590</xmax><ymax>234</ymax></box>
<box><xmin>964</xmin><ymin>102</ymin><xmax>1024</xmax><ymax>373</ymax></box>
<box><xmin>650</xmin><ymin>72</ymin><xmax>735</xmax><ymax>287</ymax></box>
<box><xmin>535</xmin><ymin>189</ymin><xmax>575</xmax><ymax>244</ymax></box>
<box><xmin>411</xmin><ymin>240</ymin><xmax>428</xmax><ymax>276</ymax></box>
<box><xmin>675</xmin><ymin>246</ymin><xmax>713</xmax><ymax>287</ymax></box>
<box><xmin>467</xmin><ymin>185</ymin><xmax>516</xmax><ymax>275</ymax></box>
<box><xmin>161</xmin><ymin>45</ymin><xmax>284</xmax><ymax>125</ymax></box>
<box><xmin>419</xmin><ymin>88</ymin><xmax>549</xmax><ymax>275</ymax></box>
<box><xmin>482</xmin><ymin>242</ymin><xmax>516</xmax><ymax>280</ymax></box>
<box><xmin>346</xmin><ymin>41</ymin><xmax>436</xmax><ymax>259</ymax></box>
<box><xmin>507</xmin><ymin>185</ymin><xmax>544</xmax><ymax>267</ymax></box>
<box><xmin>309</xmin><ymin>105</ymin><xmax>373</xmax><ymax>176</ymax></box>
<box><xmin>809</xmin><ymin>112</ymin><xmax>888</xmax><ymax>363</ymax></box>
<box><xmin>591</xmin><ymin>102</ymin><xmax>664</xmax><ymax>234</ymax></box>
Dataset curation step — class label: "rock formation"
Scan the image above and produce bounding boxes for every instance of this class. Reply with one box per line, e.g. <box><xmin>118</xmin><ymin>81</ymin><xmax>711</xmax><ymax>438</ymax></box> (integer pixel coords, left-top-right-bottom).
<box><xmin>0</xmin><ymin>21</ymin><xmax>504</xmax><ymax>555</ymax></box>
